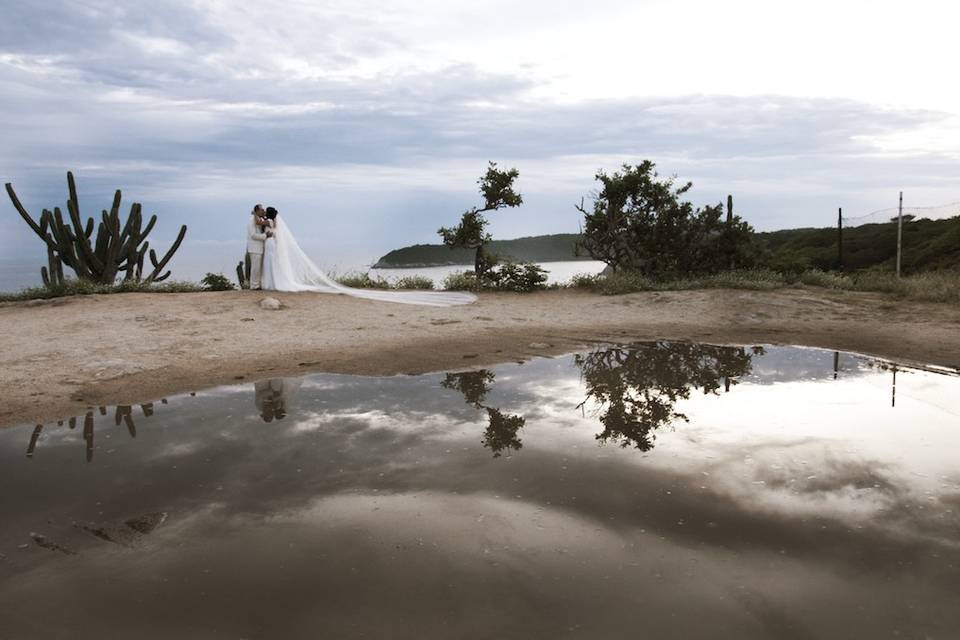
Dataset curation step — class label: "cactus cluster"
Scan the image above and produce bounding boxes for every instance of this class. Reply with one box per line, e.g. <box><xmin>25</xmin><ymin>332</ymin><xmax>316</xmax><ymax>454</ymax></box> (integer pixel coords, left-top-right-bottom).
<box><xmin>5</xmin><ymin>171</ymin><xmax>187</xmax><ymax>285</ymax></box>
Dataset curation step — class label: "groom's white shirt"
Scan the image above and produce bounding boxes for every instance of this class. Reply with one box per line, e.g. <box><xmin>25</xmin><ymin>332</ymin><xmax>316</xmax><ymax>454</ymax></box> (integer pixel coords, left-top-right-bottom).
<box><xmin>247</xmin><ymin>217</ymin><xmax>268</xmax><ymax>255</ymax></box>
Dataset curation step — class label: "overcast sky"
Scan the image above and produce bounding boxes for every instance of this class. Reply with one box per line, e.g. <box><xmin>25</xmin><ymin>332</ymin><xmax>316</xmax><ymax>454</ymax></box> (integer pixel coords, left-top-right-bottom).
<box><xmin>1</xmin><ymin>0</ymin><xmax>958</xmax><ymax>277</ymax></box>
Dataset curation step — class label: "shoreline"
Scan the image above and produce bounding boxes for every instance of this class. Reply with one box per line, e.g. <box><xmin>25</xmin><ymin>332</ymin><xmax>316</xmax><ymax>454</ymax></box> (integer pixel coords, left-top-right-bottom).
<box><xmin>2</xmin><ymin>288</ymin><xmax>959</xmax><ymax>428</ymax></box>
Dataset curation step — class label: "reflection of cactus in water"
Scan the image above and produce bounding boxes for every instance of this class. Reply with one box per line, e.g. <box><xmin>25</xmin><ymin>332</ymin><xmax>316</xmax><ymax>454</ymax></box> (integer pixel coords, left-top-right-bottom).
<box><xmin>83</xmin><ymin>412</ymin><xmax>94</xmax><ymax>463</ymax></box>
<box><xmin>442</xmin><ymin>370</ymin><xmax>525</xmax><ymax>457</ymax></box>
<box><xmin>27</xmin><ymin>398</ymin><xmax>172</xmax><ymax>461</ymax></box>
<box><xmin>575</xmin><ymin>341</ymin><xmax>761</xmax><ymax>451</ymax></box>
<box><xmin>5</xmin><ymin>171</ymin><xmax>187</xmax><ymax>285</ymax></box>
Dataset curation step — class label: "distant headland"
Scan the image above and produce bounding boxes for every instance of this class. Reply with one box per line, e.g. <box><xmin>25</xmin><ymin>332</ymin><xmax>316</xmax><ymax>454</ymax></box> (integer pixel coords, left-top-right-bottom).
<box><xmin>373</xmin><ymin>233</ymin><xmax>592</xmax><ymax>268</ymax></box>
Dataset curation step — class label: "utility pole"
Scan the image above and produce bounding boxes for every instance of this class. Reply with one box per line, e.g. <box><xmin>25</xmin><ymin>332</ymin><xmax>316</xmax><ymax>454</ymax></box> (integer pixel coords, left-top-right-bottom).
<box><xmin>837</xmin><ymin>208</ymin><xmax>843</xmax><ymax>271</ymax></box>
<box><xmin>896</xmin><ymin>191</ymin><xmax>903</xmax><ymax>278</ymax></box>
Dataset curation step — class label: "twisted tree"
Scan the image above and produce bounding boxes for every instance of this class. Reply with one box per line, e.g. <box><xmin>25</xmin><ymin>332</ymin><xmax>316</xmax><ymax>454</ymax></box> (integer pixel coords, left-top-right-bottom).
<box><xmin>438</xmin><ymin>162</ymin><xmax>522</xmax><ymax>278</ymax></box>
<box><xmin>5</xmin><ymin>171</ymin><xmax>187</xmax><ymax>285</ymax></box>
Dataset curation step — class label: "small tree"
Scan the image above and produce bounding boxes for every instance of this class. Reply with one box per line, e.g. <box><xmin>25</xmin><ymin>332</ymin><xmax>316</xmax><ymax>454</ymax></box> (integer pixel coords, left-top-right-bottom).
<box><xmin>576</xmin><ymin>161</ymin><xmax>754</xmax><ymax>276</ymax></box>
<box><xmin>438</xmin><ymin>162</ymin><xmax>522</xmax><ymax>277</ymax></box>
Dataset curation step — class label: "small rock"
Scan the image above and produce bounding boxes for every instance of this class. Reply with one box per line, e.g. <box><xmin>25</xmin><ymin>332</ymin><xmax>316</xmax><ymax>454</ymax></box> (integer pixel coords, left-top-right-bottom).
<box><xmin>529</xmin><ymin>342</ymin><xmax>551</xmax><ymax>349</ymax></box>
<box><xmin>259</xmin><ymin>297</ymin><xmax>281</xmax><ymax>310</ymax></box>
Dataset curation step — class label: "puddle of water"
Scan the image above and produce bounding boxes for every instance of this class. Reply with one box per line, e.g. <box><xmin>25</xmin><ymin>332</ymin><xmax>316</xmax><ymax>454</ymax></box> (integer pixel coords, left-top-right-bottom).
<box><xmin>1</xmin><ymin>342</ymin><xmax>958</xmax><ymax>639</ymax></box>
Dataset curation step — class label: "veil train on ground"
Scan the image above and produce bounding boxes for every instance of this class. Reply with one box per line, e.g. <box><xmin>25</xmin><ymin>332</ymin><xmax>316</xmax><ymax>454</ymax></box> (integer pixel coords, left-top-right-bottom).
<box><xmin>260</xmin><ymin>217</ymin><xmax>477</xmax><ymax>307</ymax></box>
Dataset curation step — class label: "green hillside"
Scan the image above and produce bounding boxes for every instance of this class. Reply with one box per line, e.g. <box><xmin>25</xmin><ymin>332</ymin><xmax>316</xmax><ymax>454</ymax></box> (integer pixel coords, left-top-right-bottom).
<box><xmin>374</xmin><ymin>218</ymin><xmax>960</xmax><ymax>273</ymax></box>
<box><xmin>373</xmin><ymin>233</ymin><xmax>591</xmax><ymax>267</ymax></box>
<box><xmin>757</xmin><ymin>216</ymin><xmax>960</xmax><ymax>273</ymax></box>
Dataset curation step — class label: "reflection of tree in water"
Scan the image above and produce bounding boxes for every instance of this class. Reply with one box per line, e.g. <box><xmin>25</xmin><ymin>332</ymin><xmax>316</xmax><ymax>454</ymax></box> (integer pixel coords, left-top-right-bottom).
<box><xmin>441</xmin><ymin>370</ymin><xmax>525</xmax><ymax>457</ymax></box>
<box><xmin>575</xmin><ymin>342</ymin><xmax>762</xmax><ymax>451</ymax></box>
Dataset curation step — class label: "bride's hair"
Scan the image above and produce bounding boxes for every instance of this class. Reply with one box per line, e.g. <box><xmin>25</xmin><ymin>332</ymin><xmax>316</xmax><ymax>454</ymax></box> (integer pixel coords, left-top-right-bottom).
<box><xmin>265</xmin><ymin>206</ymin><xmax>278</xmax><ymax>220</ymax></box>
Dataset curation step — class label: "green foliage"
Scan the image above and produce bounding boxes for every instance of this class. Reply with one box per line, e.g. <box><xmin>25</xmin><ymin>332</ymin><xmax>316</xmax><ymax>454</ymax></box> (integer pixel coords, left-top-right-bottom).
<box><xmin>757</xmin><ymin>216</ymin><xmax>960</xmax><ymax>273</ymax></box>
<box><xmin>201</xmin><ymin>272</ymin><xmax>235</xmax><ymax>291</ymax></box>
<box><xmin>442</xmin><ymin>261</ymin><xmax>549</xmax><ymax>293</ymax></box>
<box><xmin>5</xmin><ymin>171</ymin><xmax>187</xmax><ymax>285</ymax></box>
<box><xmin>577</xmin><ymin>161</ymin><xmax>755</xmax><ymax>275</ymax></box>
<box><xmin>335</xmin><ymin>272</ymin><xmax>394</xmax><ymax>289</ymax></box>
<box><xmin>334</xmin><ymin>271</ymin><xmax>437</xmax><ymax>290</ymax></box>
<box><xmin>442</xmin><ymin>270</ymin><xmax>482</xmax><ymax>292</ymax></box>
<box><xmin>487</xmin><ymin>262</ymin><xmax>549</xmax><ymax>292</ymax></box>
<box><xmin>393</xmin><ymin>275</ymin><xmax>435</xmax><ymax>290</ymax></box>
<box><xmin>0</xmin><ymin>279</ymin><xmax>202</xmax><ymax>302</ymax></box>
<box><xmin>561</xmin><ymin>268</ymin><xmax>960</xmax><ymax>303</ymax></box>
<box><xmin>438</xmin><ymin>162</ymin><xmax>523</xmax><ymax>276</ymax></box>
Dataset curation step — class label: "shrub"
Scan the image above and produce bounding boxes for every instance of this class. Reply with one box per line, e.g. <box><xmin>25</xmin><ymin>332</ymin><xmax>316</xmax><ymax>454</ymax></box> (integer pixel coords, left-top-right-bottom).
<box><xmin>394</xmin><ymin>275</ymin><xmax>435</xmax><ymax>290</ymax></box>
<box><xmin>201</xmin><ymin>272</ymin><xmax>235</xmax><ymax>291</ymax></box>
<box><xmin>443</xmin><ymin>270</ymin><xmax>482</xmax><ymax>292</ymax></box>
<box><xmin>488</xmin><ymin>262</ymin><xmax>548</xmax><ymax>292</ymax></box>
<box><xmin>335</xmin><ymin>272</ymin><xmax>393</xmax><ymax>289</ymax></box>
<box><xmin>0</xmin><ymin>279</ymin><xmax>202</xmax><ymax>302</ymax></box>
<box><xmin>442</xmin><ymin>262</ymin><xmax>549</xmax><ymax>293</ymax></box>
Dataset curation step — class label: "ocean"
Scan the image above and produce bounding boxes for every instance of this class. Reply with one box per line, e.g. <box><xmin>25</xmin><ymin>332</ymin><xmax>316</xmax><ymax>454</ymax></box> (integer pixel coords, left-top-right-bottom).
<box><xmin>0</xmin><ymin>257</ymin><xmax>607</xmax><ymax>293</ymax></box>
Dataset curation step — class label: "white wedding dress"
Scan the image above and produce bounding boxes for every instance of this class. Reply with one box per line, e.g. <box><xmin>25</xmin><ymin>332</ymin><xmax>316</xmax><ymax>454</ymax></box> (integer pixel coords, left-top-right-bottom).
<box><xmin>259</xmin><ymin>216</ymin><xmax>476</xmax><ymax>307</ymax></box>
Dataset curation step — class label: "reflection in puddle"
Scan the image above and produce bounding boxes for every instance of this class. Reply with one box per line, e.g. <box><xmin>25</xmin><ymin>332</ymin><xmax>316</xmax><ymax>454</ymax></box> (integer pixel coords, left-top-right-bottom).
<box><xmin>2</xmin><ymin>342</ymin><xmax>959</xmax><ymax>639</ymax></box>
<box><xmin>576</xmin><ymin>343</ymin><xmax>761</xmax><ymax>450</ymax></box>
<box><xmin>254</xmin><ymin>377</ymin><xmax>301</xmax><ymax>422</ymax></box>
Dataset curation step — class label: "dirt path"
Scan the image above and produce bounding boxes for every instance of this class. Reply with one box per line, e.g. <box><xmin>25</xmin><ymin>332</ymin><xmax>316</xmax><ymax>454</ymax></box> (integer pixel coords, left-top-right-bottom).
<box><xmin>2</xmin><ymin>288</ymin><xmax>959</xmax><ymax>426</ymax></box>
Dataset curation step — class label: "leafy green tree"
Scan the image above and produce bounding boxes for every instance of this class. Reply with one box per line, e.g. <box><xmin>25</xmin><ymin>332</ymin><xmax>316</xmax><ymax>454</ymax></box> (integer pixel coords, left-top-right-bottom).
<box><xmin>576</xmin><ymin>161</ymin><xmax>754</xmax><ymax>275</ymax></box>
<box><xmin>438</xmin><ymin>162</ymin><xmax>523</xmax><ymax>277</ymax></box>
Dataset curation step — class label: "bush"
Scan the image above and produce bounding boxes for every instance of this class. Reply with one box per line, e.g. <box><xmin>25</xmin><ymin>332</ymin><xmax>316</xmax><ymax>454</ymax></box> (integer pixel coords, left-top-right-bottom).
<box><xmin>488</xmin><ymin>262</ymin><xmax>548</xmax><ymax>292</ymax></box>
<box><xmin>201</xmin><ymin>272</ymin><xmax>235</xmax><ymax>291</ymax></box>
<box><xmin>394</xmin><ymin>275</ymin><xmax>435</xmax><ymax>290</ymax></box>
<box><xmin>442</xmin><ymin>270</ymin><xmax>482</xmax><ymax>292</ymax></box>
<box><xmin>442</xmin><ymin>262</ymin><xmax>549</xmax><ymax>293</ymax></box>
<box><xmin>335</xmin><ymin>272</ymin><xmax>393</xmax><ymax>289</ymax></box>
<box><xmin>0</xmin><ymin>279</ymin><xmax>202</xmax><ymax>302</ymax></box>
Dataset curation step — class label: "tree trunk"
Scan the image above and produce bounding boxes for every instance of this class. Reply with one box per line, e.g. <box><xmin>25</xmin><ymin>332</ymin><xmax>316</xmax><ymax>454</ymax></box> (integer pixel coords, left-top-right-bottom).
<box><xmin>474</xmin><ymin>244</ymin><xmax>485</xmax><ymax>276</ymax></box>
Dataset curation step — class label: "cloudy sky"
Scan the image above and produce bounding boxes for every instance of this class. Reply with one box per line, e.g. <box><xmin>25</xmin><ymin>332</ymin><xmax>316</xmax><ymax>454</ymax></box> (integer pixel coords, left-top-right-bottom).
<box><xmin>1</xmin><ymin>0</ymin><xmax>958</xmax><ymax>278</ymax></box>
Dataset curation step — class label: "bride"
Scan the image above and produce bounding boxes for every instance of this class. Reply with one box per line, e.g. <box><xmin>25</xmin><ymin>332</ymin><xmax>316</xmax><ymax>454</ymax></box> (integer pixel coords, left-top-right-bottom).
<box><xmin>257</xmin><ymin>207</ymin><xmax>476</xmax><ymax>307</ymax></box>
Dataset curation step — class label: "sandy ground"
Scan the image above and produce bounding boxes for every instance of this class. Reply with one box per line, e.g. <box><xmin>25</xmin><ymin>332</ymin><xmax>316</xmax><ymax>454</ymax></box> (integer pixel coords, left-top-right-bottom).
<box><xmin>2</xmin><ymin>288</ymin><xmax>959</xmax><ymax>427</ymax></box>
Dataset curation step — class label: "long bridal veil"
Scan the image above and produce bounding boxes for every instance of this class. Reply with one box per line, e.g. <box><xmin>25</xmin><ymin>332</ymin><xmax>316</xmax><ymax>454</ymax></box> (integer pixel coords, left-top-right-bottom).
<box><xmin>264</xmin><ymin>216</ymin><xmax>477</xmax><ymax>307</ymax></box>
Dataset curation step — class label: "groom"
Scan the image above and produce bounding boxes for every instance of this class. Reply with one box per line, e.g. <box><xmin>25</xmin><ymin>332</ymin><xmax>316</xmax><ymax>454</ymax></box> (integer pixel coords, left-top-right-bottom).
<box><xmin>246</xmin><ymin>204</ymin><xmax>273</xmax><ymax>289</ymax></box>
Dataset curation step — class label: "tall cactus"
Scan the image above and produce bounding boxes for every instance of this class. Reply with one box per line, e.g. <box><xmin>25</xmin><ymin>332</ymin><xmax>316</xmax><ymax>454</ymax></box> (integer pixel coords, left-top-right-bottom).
<box><xmin>5</xmin><ymin>171</ymin><xmax>187</xmax><ymax>285</ymax></box>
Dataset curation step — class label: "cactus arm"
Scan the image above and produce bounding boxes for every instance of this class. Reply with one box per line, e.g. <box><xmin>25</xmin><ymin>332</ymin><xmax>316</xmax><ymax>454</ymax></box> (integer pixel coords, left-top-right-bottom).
<box><xmin>66</xmin><ymin>171</ymin><xmax>80</xmax><ymax>213</ymax></box>
<box><xmin>5</xmin><ymin>182</ymin><xmax>52</xmax><ymax>243</ymax></box>
<box><xmin>139</xmin><ymin>213</ymin><xmax>157</xmax><ymax>241</ymax></box>
<box><xmin>143</xmin><ymin>225</ymin><xmax>186</xmax><ymax>283</ymax></box>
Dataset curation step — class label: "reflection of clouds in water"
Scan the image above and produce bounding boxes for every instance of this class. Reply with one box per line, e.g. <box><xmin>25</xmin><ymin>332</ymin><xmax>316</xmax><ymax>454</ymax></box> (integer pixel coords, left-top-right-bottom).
<box><xmin>4</xmin><ymin>345</ymin><xmax>960</xmax><ymax>595</ymax></box>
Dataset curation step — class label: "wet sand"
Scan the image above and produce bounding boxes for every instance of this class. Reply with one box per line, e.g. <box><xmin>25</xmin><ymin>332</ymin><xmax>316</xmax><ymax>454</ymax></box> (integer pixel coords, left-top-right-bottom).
<box><xmin>2</xmin><ymin>287</ymin><xmax>959</xmax><ymax>427</ymax></box>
